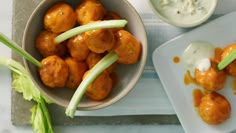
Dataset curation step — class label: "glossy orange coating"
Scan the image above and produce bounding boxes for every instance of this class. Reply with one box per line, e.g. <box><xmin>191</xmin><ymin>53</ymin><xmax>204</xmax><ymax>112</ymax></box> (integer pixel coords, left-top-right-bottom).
<box><xmin>35</xmin><ymin>30</ymin><xmax>67</xmax><ymax>57</ymax></box>
<box><xmin>221</xmin><ymin>44</ymin><xmax>236</xmax><ymax>76</ymax></box>
<box><xmin>103</xmin><ymin>12</ymin><xmax>121</xmax><ymax>20</ymax></box>
<box><xmin>114</xmin><ymin>30</ymin><xmax>142</xmax><ymax>64</ymax></box>
<box><xmin>199</xmin><ymin>92</ymin><xmax>231</xmax><ymax>125</ymax></box>
<box><xmin>103</xmin><ymin>12</ymin><xmax>123</xmax><ymax>33</ymax></box>
<box><xmin>110</xmin><ymin>72</ymin><xmax>119</xmax><ymax>88</ymax></box>
<box><xmin>86</xmin><ymin>52</ymin><xmax>103</xmax><ymax>68</ymax></box>
<box><xmin>84</xmin><ymin>71</ymin><xmax>113</xmax><ymax>101</ymax></box>
<box><xmin>75</xmin><ymin>0</ymin><xmax>106</xmax><ymax>25</ymax></box>
<box><xmin>67</xmin><ymin>34</ymin><xmax>90</xmax><ymax>61</ymax></box>
<box><xmin>39</xmin><ymin>55</ymin><xmax>69</xmax><ymax>88</ymax></box>
<box><xmin>184</xmin><ymin>70</ymin><xmax>197</xmax><ymax>85</ymax></box>
<box><xmin>231</xmin><ymin>78</ymin><xmax>236</xmax><ymax>94</ymax></box>
<box><xmin>195</xmin><ymin>60</ymin><xmax>227</xmax><ymax>91</ymax></box>
<box><xmin>213</xmin><ymin>47</ymin><xmax>223</xmax><ymax>63</ymax></box>
<box><xmin>193</xmin><ymin>89</ymin><xmax>204</xmax><ymax>107</ymax></box>
<box><xmin>85</xmin><ymin>28</ymin><xmax>115</xmax><ymax>53</ymax></box>
<box><xmin>44</xmin><ymin>2</ymin><xmax>76</xmax><ymax>33</ymax></box>
<box><xmin>65</xmin><ymin>57</ymin><xmax>88</xmax><ymax>89</ymax></box>
<box><xmin>86</xmin><ymin>52</ymin><xmax>117</xmax><ymax>73</ymax></box>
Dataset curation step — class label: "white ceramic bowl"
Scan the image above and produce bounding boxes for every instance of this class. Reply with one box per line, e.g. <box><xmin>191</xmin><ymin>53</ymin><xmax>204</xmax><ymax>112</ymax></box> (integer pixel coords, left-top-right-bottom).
<box><xmin>22</xmin><ymin>0</ymin><xmax>147</xmax><ymax>110</ymax></box>
<box><xmin>149</xmin><ymin>0</ymin><xmax>218</xmax><ymax>28</ymax></box>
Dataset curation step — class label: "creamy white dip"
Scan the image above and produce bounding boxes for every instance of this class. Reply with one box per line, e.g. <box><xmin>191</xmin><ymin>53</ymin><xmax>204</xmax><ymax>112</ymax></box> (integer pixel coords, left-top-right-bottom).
<box><xmin>196</xmin><ymin>58</ymin><xmax>211</xmax><ymax>72</ymax></box>
<box><xmin>182</xmin><ymin>41</ymin><xmax>214</xmax><ymax>75</ymax></box>
<box><xmin>152</xmin><ymin>0</ymin><xmax>216</xmax><ymax>27</ymax></box>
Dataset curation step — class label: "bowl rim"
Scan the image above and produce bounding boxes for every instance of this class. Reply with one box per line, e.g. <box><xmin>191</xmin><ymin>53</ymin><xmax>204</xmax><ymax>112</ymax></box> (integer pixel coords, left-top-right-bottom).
<box><xmin>22</xmin><ymin>0</ymin><xmax>148</xmax><ymax>110</ymax></box>
<box><xmin>148</xmin><ymin>0</ymin><xmax>218</xmax><ymax>28</ymax></box>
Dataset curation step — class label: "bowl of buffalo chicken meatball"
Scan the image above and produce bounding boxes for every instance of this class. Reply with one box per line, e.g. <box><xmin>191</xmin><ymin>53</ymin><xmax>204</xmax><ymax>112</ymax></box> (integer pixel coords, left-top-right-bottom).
<box><xmin>22</xmin><ymin>0</ymin><xmax>147</xmax><ymax>110</ymax></box>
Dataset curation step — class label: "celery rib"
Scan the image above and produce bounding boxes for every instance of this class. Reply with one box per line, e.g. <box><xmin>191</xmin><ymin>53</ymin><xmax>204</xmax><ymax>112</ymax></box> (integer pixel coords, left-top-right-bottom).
<box><xmin>54</xmin><ymin>20</ymin><xmax>128</xmax><ymax>44</ymax></box>
<box><xmin>217</xmin><ymin>50</ymin><xmax>236</xmax><ymax>70</ymax></box>
<box><xmin>65</xmin><ymin>52</ymin><xmax>119</xmax><ymax>118</ymax></box>
<box><xmin>39</xmin><ymin>97</ymin><xmax>54</xmax><ymax>132</ymax></box>
<box><xmin>0</xmin><ymin>33</ymin><xmax>42</xmax><ymax>68</ymax></box>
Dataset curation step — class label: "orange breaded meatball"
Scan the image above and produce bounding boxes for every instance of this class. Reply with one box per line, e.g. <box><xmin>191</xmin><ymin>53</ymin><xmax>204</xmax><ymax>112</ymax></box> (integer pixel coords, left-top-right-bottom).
<box><xmin>103</xmin><ymin>12</ymin><xmax>123</xmax><ymax>33</ymax></box>
<box><xmin>86</xmin><ymin>52</ymin><xmax>117</xmax><ymax>73</ymax></box>
<box><xmin>103</xmin><ymin>12</ymin><xmax>121</xmax><ymax>20</ymax></box>
<box><xmin>44</xmin><ymin>2</ymin><xmax>76</xmax><ymax>33</ymax></box>
<box><xmin>86</xmin><ymin>52</ymin><xmax>103</xmax><ymax>68</ymax></box>
<box><xmin>85</xmin><ymin>28</ymin><xmax>115</xmax><ymax>53</ymax></box>
<box><xmin>84</xmin><ymin>71</ymin><xmax>112</xmax><ymax>101</ymax></box>
<box><xmin>195</xmin><ymin>61</ymin><xmax>227</xmax><ymax>91</ymax></box>
<box><xmin>110</xmin><ymin>72</ymin><xmax>119</xmax><ymax>88</ymax></box>
<box><xmin>65</xmin><ymin>57</ymin><xmax>88</xmax><ymax>89</ymax></box>
<box><xmin>221</xmin><ymin>44</ymin><xmax>236</xmax><ymax>76</ymax></box>
<box><xmin>114</xmin><ymin>30</ymin><xmax>142</xmax><ymax>64</ymax></box>
<box><xmin>199</xmin><ymin>92</ymin><xmax>231</xmax><ymax>125</ymax></box>
<box><xmin>39</xmin><ymin>55</ymin><xmax>69</xmax><ymax>88</ymax></box>
<box><xmin>75</xmin><ymin>0</ymin><xmax>106</xmax><ymax>25</ymax></box>
<box><xmin>67</xmin><ymin>34</ymin><xmax>90</xmax><ymax>61</ymax></box>
<box><xmin>36</xmin><ymin>30</ymin><xmax>67</xmax><ymax>57</ymax></box>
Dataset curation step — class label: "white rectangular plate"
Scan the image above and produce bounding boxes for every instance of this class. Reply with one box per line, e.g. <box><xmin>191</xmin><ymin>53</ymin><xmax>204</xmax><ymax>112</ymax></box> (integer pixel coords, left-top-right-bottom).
<box><xmin>152</xmin><ymin>12</ymin><xmax>236</xmax><ymax>133</ymax></box>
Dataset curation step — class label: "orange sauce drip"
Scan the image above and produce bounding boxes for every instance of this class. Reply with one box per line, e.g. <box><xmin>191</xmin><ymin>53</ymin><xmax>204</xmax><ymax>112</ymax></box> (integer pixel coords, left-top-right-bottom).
<box><xmin>214</xmin><ymin>47</ymin><xmax>223</xmax><ymax>63</ymax></box>
<box><xmin>173</xmin><ymin>56</ymin><xmax>180</xmax><ymax>63</ymax></box>
<box><xmin>184</xmin><ymin>70</ymin><xmax>196</xmax><ymax>85</ymax></box>
<box><xmin>192</xmin><ymin>89</ymin><xmax>204</xmax><ymax>107</ymax></box>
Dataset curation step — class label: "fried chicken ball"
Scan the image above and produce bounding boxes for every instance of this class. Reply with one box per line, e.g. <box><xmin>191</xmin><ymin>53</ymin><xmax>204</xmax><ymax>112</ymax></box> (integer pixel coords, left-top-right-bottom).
<box><xmin>199</xmin><ymin>92</ymin><xmax>231</xmax><ymax>125</ymax></box>
<box><xmin>194</xmin><ymin>60</ymin><xmax>227</xmax><ymax>91</ymax></box>
<box><xmin>36</xmin><ymin>30</ymin><xmax>67</xmax><ymax>57</ymax></box>
<box><xmin>44</xmin><ymin>2</ymin><xmax>76</xmax><ymax>33</ymax></box>
<box><xmin>85</xmin><ymin>28</ymin><xmax>115</xmax><ymax>53</ymax></box>
<box><xmin>103</xmin><ymin>12</ymin><xmax>123</xmax><ymax>33</ymax></box>
<box><xmin>103</xmin><ymin>12</ymin><xmax>121</xmax><ymax>20</ymax></box>
<box><xmin>114</xmin><ymin>30</ymin><xmax>142</xmax><ymax>64</ymax></box>
<box><xmin>84</xmin><ymin>71</ymin><xmax>113</xmax><ymax>101</ymax></box>
<box><xmin>221</xmin><ymin>44</ymin><xmax>236</xmax><ymax>76</ymax></box>
<box><xmin>86</xmin><ymin>52</ymin><xmax>117</xmax><ymax>73</ymax></box>
<box><xmin>67</xmin><ymin>34</ymin><xmax>90</xmax><ymax>61</ymax></box>
<box><xmin>39</xmin><ymin>55</ymin><xmax>69</xmax><ymax>88</ymax></box>
<box><xmin>86</xmin><ymin>52</ymin><xmax>103</xmax><ymax>68</ymax></box>
<box><xmin>65</xmin><ymin>57</ymin><xmax>88</xmax><ymax>89</ymax></box>
<box><xmin>110</xmin><ymin>72</ymin><xmax>119</xmax><ymax>88</ymax></box>
<box><xmin>75</xmin><ymin>0</ymin><xmax>106</xmax><ymax>25</ymax></box>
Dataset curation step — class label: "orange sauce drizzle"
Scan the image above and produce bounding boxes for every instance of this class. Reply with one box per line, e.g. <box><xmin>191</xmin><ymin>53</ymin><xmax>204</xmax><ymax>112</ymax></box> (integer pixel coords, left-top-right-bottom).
<box><xmin>192</xmin><ymin>89</ymin><xmax>204</xmax><ymax>107</ymax></box>
<box><xmin>184</xmin><ymin>70</ymin><xmax>196</xmax><ymax>85</ymax></box>
<box><xmin>214</xmin><ymin>47</ymin><xmax>223</xmax><ymax>63</ymax></box>
<box><xmin>173</xmin><ymin>56</ymin><xmax>180</xmax><ymax>63</ymax></box>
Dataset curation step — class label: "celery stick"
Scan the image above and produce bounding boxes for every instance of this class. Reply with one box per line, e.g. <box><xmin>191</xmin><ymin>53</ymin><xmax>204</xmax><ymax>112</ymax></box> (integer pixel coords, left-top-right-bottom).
<box><xmin>54</xmin><ymin>20</ymin><xmax>128</xmax><ymax>44</ymax></box>
<box><xmin>66</xmin><ymin>52</ymin><xmax>119</xmax><ymax>118</ymax></box>
<box><xmin>39</xmin><ymin>97</ymin><xmax>54</xmax><ymax>133</ymax></box>
<box><xmin>0</xmin><ymin>33</ymin><xmax>42</xmax><ymax>68</ymax></box>
<box><xmin>0</xmin><ymin>57</ymin><xmax>54</xmax><ymax>133</ymax></box>
<box><xmin>217</xmin><ymin>50</ymin><xmax>236</xmax><ymax>70</ymax></box>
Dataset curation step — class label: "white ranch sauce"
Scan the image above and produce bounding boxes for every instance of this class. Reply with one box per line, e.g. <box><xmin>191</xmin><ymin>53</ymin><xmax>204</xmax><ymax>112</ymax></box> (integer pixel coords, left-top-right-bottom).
<box><xmin>182</xmin><ymin>41</ymin><xmax>214</xmax><ymax>75</ymax></box>
<box><xmin>196</xmin><ymin>58</ymin><xmax>211</xmax><ymax>72</ymax></box>
<box><xmin>154</xmin><ymin>0</ymin><xmax>214</xmax><ymax>25</ymax></box>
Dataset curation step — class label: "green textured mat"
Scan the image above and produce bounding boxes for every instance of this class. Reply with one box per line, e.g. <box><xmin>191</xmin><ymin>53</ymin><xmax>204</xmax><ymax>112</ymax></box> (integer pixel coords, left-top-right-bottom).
<box><xmin>11</xmin><ymin>0</ymin><xmax>179</xmax><ymax>125</ymax></box>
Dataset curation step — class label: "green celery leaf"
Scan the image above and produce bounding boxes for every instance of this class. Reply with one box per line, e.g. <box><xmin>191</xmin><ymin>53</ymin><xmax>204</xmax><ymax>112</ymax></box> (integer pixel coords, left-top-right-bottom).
<box><xmin>31</xmin><ymin>98</ymin><xmax>54</xmax><ymax>133</ymax></box>
<box><xmin>0</xmin><ymin>58</ymin><xmax>54</xmax><ymax>133</ymax></box>
<box><xmin>31</xmin><ymin>103</ymin><xmax>46</xmax><ymax>133</ymax></box>
<box><xmin>12</xmin><ymin>72</ymin><xmax>41</xmax><ymax>102</ymax></box>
